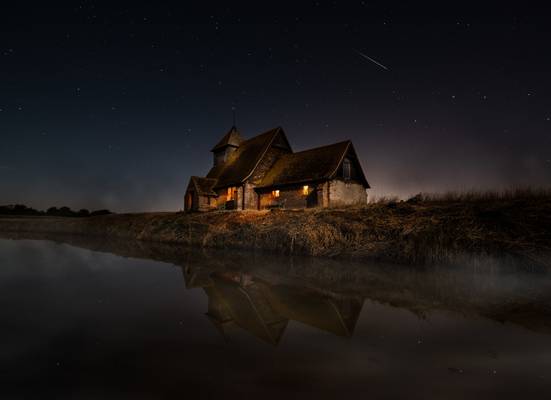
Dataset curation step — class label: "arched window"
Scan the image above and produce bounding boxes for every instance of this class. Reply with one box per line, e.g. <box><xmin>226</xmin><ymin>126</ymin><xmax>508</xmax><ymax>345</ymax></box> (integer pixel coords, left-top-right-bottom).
<box><xmin>343</xmin><ymin>158</ymin><xmax>351</xmax><ymax>180</ymax></box>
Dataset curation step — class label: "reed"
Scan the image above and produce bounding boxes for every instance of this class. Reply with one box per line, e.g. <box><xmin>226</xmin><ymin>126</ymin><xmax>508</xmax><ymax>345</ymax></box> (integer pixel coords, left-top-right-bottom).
<box><xmin>1</xmin><ymin>189</ymin><xmax>550</xmax><ymax>266</ymax></box>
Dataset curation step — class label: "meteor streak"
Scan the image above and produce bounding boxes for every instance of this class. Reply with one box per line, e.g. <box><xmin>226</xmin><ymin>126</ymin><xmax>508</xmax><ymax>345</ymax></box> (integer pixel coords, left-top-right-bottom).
<box><xmin>353</xmin><ymin>48</ymin><xmax>389</xmax><ymax>71</ymax></box>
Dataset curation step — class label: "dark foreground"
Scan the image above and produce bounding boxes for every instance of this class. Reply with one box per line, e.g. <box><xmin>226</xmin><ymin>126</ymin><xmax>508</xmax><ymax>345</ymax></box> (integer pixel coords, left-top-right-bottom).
<box><xmin>1</xmin><ymin>233</ymin><xmax>551</xmax><ymax>399</ymax></box>
<box><xmin>1</xmin><ymin>192</ymin><xmax>551</xmax><ymax>265</ymax></box>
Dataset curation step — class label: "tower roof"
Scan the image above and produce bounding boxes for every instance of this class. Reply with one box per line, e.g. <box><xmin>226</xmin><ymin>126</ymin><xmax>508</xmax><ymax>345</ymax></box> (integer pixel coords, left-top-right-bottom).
<box><xmin>206</xmin><ymin>127</ymin><xmax>290</xmax><ymax>189</ymax></box>
<box><xmin>210</xmin><ymin>126</ymin><xmax>243</xmax><ymax>152</ymax></box>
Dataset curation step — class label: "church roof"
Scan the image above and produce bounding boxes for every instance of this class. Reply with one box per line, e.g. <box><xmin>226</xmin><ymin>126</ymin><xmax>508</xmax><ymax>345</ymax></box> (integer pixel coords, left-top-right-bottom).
<box><xmin>189</xmin><ymin>176</ymin><xmax>218</xmax><ymax>196</ymax></box>
<box><xmin>258</xmin><ymin>140</ymin><xmax>370</xmax><ymax>188</ymax></box>
<box><xmin>210</xmin><ymin>126</ymin><xmax>243</xmax><ymax>152</ymax></box>
<box><xmin>209</xmin><ymin>276</ymin><xmax>289</xmax><ymax>345</ymax></box>
<box><xmin>207</xmin><ymin>127</ymin><xmax>285</xmax><ymax>189</ymax></box>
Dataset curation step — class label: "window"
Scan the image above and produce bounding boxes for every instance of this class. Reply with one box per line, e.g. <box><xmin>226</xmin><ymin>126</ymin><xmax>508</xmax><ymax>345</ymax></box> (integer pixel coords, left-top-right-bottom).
<box><xmin>214</xmin><ymin>151</ymin><xmax>225</xmax><ymax>166</ymax></box>
<box><xmin>302</xmin><ymin>185</ymin><xmax>309</xmax><ymax>196</ymax></box>
<box><xmin>343</xmin><ymin>158</ymin><xmax>351</xmax><ymax>180</ymax></box>
<box><xmin>272</xmin><ymin>190</ymin><xmax>280</xmax><ymax>198</ymax></box>
<box><xmin>226</xmin><ymin>187</ymin><xmax>237</xmax><ymax>201</ymax></box>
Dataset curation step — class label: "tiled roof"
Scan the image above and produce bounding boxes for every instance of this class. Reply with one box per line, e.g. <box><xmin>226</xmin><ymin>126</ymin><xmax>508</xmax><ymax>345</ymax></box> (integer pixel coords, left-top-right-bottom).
<box><xmin>210</xmin><ymin>126</ymin><xmax>243</xmax><ymax>152</ymax></box>
<box><xmin>190</xmin><ymin>176</ymin><xmax>218</xmax><ymax>196</ymax></box>
<box><xmin>258</xmin><ymin>140</ymin><xmax>369</xmax><ymax>188</ymax></box>
<box><xmin>207</xmin><ymin>127</ymin><xmax>283</xmax><ymax>188</ymax></box>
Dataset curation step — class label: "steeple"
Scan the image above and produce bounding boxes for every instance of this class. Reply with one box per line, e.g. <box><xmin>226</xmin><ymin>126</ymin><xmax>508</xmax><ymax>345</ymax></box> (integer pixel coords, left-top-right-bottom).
<box><xmin>211</xmin><ymin>126</ymin><xmax>243</xmax><ymax>166</ymax></box>
<box><xmin>211</xmin><ymin>126</ymin><xmax>243</xmax><ymax>152</ymax></box>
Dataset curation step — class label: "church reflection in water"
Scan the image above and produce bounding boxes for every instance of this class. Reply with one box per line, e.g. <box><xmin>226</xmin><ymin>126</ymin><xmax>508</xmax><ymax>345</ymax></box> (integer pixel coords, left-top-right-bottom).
<box><xmin>3</xmin><ymin>232</ymin><xmax>549</xmax><ymax>342</ymax></box>
<box><xmin>182</xmin><ymin>264</ymin><xmax>364</xmax><ymax>345</ymax></box>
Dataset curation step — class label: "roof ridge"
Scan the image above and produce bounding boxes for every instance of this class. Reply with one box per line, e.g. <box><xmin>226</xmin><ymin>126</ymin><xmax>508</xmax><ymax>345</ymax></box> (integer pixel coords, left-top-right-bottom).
<box><xmin>238</xmin><ymin>126</ymin><xmax>281</xmax><ymax>145</ymax></box>
<box><xmin>288</xmin><ymin>140</ymin><xmax>350</xmax><ymax>155</ymax></box>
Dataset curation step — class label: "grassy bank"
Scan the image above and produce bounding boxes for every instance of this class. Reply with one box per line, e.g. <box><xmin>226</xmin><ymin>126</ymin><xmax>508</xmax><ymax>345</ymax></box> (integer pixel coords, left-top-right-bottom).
<box><xmin>1</xmin><ymin>190</ymin><xmax>550</xmax><ymax>265</ymax></box>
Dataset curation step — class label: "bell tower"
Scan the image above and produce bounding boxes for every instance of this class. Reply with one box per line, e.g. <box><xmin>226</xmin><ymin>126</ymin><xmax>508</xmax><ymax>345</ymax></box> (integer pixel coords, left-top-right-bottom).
<box><xmin>211</xmin><ymin>126</ymin><xmax>243</xmax><ymax>167</ymax></box>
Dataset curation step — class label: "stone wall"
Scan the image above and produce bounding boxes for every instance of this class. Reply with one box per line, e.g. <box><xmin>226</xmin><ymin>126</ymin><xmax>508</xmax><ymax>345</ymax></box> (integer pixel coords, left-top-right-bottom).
<box><xmin>279</xmin><ymin>186</ymin><xmax>305</xmax><ymax>208</ymax></box>
<box><xmin>319</xmin><ymin>182</ymin><xmax>330</xmax><ymax>208</ymax></box>
<box><xmin>259</xmin><ymin>189</ymin><xmax>308</xmax><ymax>208</ymax></box>
<box><xmin>197</xmin><ymin>195</ymin><xmax>218</xmax><ymax>212</ymax></box>
<box><xmin>185</xmin><ymin>188</ymin><xmax>218</xmax><ymax>212</ymax></box>
<box><xmin>328</xmin><ymin>179</ymin><xmax>367</xmax><ymax>207</ymax></box>
<box><xmin>243</xmin><ymin>183</ymin><xmax>258</xmax><ymax>210</ymax></box>
<box><xmin>259</xmin><ymin>184</ymin><xmax>323</xmax><ymax>209</ymax></box>
<box><xmin>198</xmin><ymin>179</ymin><xmax>366</xmax><ymax>211</ymax></box>
<box><xmin>214</xmin><ymin>187</ymin><xmax>243</xmax><ymax>210</ymax></box>
<box><xmin>258</xmin><ymin>192</ymin><xmax>274</xmax><ymax>209</ymax></box>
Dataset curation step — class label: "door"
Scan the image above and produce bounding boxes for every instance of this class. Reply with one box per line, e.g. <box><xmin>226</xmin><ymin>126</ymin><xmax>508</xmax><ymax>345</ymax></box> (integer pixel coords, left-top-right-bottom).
<box><xmin>186</xmin><ymin>193</ymin><xmax>193</xmax><ymax>211</ymax></box>
<box><xmin>306</xmin><ymin>189</ymin><xmax>318</xmax><ymax>208</ymax></box>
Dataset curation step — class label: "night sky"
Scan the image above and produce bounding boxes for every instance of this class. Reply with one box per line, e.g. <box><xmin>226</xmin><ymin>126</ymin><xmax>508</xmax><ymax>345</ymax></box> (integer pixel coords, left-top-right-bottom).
<box><xmin>1</xmin><ymin>3</ymin><xmax>550</xmax><ymax>212</ymax></box>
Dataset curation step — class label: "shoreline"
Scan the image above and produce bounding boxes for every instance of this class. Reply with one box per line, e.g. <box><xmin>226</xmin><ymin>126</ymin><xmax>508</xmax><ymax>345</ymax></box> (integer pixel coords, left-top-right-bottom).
<box><xmin>1</xmin><ymin>197</ymin><xmax>550</xmax><ymax>266</ymax></box>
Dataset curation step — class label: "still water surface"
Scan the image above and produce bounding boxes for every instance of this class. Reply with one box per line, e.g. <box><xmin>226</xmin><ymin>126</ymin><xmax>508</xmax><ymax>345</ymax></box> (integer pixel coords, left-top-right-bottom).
<box><xmin>1</xmin><ymin>237</ymin><xmax>551</xmax><ymax>399</ymax></box>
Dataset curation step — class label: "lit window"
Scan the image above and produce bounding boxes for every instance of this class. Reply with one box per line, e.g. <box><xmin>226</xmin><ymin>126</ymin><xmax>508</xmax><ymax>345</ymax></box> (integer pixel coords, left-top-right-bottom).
<box><xmin>303</xmin><ymin>185</ymin><xmax>309</xmax><ymax>195</ymax></box>
<box><xmin>272</xmin><ymin>190</ymin><xmax>280</xmax><ymax>198</ymax></box>
<box><xmin>227</xmin><ymin>187</ymin><xmax>233</xmax><ymax>201</ymax></box>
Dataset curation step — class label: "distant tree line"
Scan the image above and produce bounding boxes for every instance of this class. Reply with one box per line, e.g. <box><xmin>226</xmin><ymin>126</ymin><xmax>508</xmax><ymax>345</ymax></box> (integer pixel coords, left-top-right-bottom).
<box><xmin>0</xmin><ymin>204</ymin><xmax>113</xmax><ymax>217</ymax></box>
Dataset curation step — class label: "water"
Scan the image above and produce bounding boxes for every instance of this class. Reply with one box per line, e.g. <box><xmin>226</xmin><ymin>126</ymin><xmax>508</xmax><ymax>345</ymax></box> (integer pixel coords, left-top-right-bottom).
<box><xmin>1</xmin><ymin>236</ymin><xmax>550</xmax><ymax>399</ymax></box>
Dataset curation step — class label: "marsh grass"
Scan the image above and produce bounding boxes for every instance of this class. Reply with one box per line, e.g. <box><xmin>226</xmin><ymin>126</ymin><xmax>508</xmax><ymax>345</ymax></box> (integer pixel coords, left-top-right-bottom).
<box><xmin>410</xmin><ymin>187</ymin><xmax>551</xmax><ymax>203</ymax></box>
<box><xmin>1</xmin><ymin>188</ymin><xmax>550</xmax><ymax>267</ymax></box>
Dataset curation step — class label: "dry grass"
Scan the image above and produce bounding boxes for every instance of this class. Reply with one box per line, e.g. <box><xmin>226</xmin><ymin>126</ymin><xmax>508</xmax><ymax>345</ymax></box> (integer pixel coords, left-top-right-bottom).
<box><xmin>367</xmin><ymin>195</ymin><xmax>401</xmax><ymax>204</ymax></box>
<box><xmin>411</xmin><ymin>187</ymin><xmax>551</xmax><ymax>203</ymax></box>
<box><xmin>1</xmin><ymin>189</ymin><xmax>550</xmax><ymax>266</ymax></box>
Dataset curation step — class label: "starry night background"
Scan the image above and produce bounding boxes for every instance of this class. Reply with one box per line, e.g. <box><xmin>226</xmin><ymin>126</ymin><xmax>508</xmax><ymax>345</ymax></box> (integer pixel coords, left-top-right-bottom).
<box><xmin>1</xmin><ymin>2</ymin><xmax>550</xmax><ymax>212</ymax></box>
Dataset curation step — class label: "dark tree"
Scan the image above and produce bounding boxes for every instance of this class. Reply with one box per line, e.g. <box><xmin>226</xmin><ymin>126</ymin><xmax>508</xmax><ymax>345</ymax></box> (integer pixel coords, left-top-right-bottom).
<box><xmin>77</xmin><ymin>209</ymin><xmax>90</xmax><ymax>217</ymax></box>
<box><xmin>90</xmin><ymin>209</ymin><xmax>112</xmax><ymax>216</ymax></box>
<box><xmin>46</xmin><ymin>207</ymin><xmax>58</xmax><ymax>216</ymax></box>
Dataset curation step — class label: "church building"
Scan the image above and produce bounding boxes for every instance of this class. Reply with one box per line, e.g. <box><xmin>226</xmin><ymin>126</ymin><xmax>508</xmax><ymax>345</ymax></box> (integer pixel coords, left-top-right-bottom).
<box><xmin>184</xmin><ymin>126</ymin><xmax>369</xmax><ymax>211</ymax></box>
